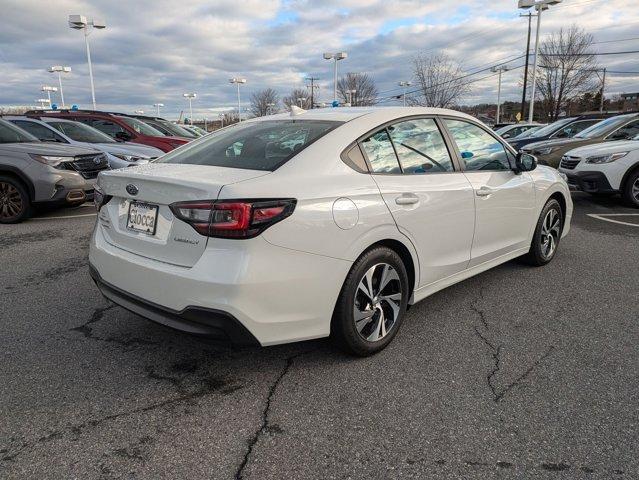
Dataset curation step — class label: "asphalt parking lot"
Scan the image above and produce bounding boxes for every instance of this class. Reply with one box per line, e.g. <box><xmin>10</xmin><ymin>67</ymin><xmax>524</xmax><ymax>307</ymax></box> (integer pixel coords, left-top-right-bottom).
<box><xmin>1</xmin><ymin>193</ymin><xmax>637</xmax><ymax>479</ymax></box>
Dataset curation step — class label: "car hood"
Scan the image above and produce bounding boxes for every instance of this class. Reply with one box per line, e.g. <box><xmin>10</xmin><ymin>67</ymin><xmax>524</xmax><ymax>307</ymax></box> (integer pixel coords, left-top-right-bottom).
<box><xmin>94</xmin><ymin>142</ymin><xmax>164</xmax><ymax>157</ymax></box>
<box><xmin>565</xmin><ymin>140</ymin><xmax>639</xmax><ymax>157</ymax></box>
<box><xmin>0</xmin><ymin>142</ymin><xmax>101</xmax><ymax>156</ymax></box>
<box><xmin>525</xmin><ymin>138</ymin><xmax>585</xmax><ymax>150</ymax></box>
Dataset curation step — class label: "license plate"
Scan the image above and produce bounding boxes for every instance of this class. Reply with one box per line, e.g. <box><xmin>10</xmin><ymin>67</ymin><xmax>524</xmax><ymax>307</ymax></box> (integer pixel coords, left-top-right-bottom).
<box><xmin>126</xmin><ymin>201</ymin><xmax>158</xmax><ymax>235</ymax></box>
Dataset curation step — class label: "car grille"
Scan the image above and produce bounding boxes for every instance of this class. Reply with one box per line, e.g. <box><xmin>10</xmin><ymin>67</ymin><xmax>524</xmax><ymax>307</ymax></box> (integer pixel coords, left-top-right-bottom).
<box><xmin>69</xmin><ymin>154</ymin><xmax>110</xmax><ymax>179</ymax></box>
<box><xmin>560</xmin><ymin>156</ymin><xmax>581</xmax><ymax>170</ymax></box>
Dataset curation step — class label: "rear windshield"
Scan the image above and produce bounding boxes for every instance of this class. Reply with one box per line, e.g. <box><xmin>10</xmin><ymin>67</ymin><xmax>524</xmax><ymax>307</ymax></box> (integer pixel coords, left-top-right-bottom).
<box><xmin>155</xmin><ymin>120</ymin><xmax>341</xmax><ymax>171</ymax></box>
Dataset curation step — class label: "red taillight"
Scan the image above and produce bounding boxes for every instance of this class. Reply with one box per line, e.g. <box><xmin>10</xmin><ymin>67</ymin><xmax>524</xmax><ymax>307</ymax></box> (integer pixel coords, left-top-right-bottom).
<box><xmin>170</xmin><ymin>199</ymin><xmax>296</xmax><ymax>239</ymax></box>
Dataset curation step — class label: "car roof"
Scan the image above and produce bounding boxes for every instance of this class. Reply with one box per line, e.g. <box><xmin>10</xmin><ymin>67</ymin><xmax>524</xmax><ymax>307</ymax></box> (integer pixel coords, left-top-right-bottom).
<box><xmin>250</xmin><ymin>106</ymin><xmax>478</xmax><ymax>124</ymax></box>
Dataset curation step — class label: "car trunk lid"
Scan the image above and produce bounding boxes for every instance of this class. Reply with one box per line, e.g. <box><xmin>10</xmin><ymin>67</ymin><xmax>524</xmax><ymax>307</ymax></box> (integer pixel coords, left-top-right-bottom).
<box><xmin>97</xmin><ymin>163</ymin><xmax>269</xmax><ymax>267</ymax></box>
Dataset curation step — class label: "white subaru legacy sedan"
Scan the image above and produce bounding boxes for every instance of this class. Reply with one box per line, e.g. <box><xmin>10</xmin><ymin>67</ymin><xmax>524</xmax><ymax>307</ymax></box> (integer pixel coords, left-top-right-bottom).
<box><xmin>90</xmin><ymin>107</ymin><xmax>572</xmax><ymax>356</ymax></box>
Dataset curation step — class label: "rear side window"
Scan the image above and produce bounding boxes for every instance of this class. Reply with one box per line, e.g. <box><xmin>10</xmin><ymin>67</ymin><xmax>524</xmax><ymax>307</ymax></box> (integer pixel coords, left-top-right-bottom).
<box><xmin>84</xmin><ymin>119</ymin><xmax>127</xmax><ymax>138</ymax></box>
<box><xmin>387</xmin><ymin>118</ymin><xmax>453</xmax><ymax>173</ymax></box>
<box><xmin>360</xmin><ymin>130</ymin><xmax>401</xmax><ymax>174</ymax></box>
<box><xmin>156</xmin><ymin>120</ymin><xmax>341</xmax><ymax>171</ymax></box>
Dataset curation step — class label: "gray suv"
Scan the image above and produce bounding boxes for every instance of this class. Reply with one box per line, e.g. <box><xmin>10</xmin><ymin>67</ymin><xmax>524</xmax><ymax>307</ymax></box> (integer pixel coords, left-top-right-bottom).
<box><xmin>0</xmin><ymin>118</ymin><xmax>109</xmax><ymax>223</ymax></box>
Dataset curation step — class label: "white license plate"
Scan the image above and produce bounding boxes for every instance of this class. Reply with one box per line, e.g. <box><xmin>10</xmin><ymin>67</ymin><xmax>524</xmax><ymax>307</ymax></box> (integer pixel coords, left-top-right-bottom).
<box><xmin>126</xmin><ymin>201</ymin><xmax>158</xmax><ymax>235</ymax></box>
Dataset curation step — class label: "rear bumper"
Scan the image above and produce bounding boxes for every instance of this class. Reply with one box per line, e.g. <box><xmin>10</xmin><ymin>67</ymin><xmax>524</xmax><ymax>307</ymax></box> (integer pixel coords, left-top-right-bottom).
<box><xmin>89</xmin><ymin>265</ymin><xmax>259</xmax><ymax>345</ymax></box>
<box><xmin>89</xmin><ymin>224</ymin><xmax>352</xmax><ymax>346</ymax></box>
<box><xmin>563</xmin><ymin>170</ymin><xmax>617</xmax><ymax>193</ymax></box>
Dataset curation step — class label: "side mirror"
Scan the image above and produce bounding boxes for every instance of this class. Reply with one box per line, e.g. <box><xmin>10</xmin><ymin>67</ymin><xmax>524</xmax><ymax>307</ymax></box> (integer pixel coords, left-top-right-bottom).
<box><xmin>515</xmin><ymin>152</ymin><xmax>537</xmax><ymax>173</ymax></box>
<box><xmin>115</xmin><ymin>131</ymin><xmax>132</xmax><ymax>142</ymax></box>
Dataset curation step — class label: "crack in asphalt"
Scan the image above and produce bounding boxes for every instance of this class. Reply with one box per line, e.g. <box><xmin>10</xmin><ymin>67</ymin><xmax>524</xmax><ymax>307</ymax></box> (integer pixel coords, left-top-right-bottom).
<box><xmin>1</xmin><ymin>370</ymin><xmax>243</xmax><ymax>464</ymax></box>
<box><xmin>234</xmin><ymin>351</ymin><xmax>308</xmax><ymax>480</ymax></box>
<box><xmin>471</xmin><ymin>292</ymin><xmax>554</xmax><ymax>403</ymax></box>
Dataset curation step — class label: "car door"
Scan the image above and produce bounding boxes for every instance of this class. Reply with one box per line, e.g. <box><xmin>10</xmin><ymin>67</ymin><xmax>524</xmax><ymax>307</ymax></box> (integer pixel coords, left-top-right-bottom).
<box><xmin>442</xmin><ymin>118</ymin><xmax>536</xmax><ymax>267</ymax></box>
<box><xmin>359</xmin><ymin>117</ymin><xmax>475</xmax><ymax>287</ymax></box>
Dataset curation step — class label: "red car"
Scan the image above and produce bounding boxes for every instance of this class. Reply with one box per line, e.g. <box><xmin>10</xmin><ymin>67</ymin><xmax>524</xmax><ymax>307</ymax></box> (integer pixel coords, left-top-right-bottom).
<box><xmin>26</xmin><ymin>110</ymin><xmax>190</xmax><ymax>153</ymax></box>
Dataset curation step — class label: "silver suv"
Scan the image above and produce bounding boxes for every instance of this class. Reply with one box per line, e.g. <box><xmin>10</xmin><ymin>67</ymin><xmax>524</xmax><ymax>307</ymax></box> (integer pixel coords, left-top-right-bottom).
<box><xmin>0</xmin><ymin>118</ymin><xmax>109</xmax><ymax>223</ymax></box>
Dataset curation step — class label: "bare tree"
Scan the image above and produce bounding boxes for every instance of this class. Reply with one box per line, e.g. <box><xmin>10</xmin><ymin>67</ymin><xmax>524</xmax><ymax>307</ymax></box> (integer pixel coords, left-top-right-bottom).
<box><xmin>337</xmin><ymin>73</ymin><xmax>378</xmax><ymax>106</ymax></box>
<box><xmin>283</xmin><ymin>88</ymin><xmax>311</xmax><ymax>110</ymax></box>
<box><xmin>410</xmin><ymin>53</ymin><xmax>469</xmax><ymax>108</ymax></box>
<box><xmin>249</xmin><ymin>88</ymin><xmax>279</xmax><ymax>117</ymax></box>
<box><xmin>534</xmin><ymin>25</ymin><xmax>599</xmax><ymax>121</ymax></box>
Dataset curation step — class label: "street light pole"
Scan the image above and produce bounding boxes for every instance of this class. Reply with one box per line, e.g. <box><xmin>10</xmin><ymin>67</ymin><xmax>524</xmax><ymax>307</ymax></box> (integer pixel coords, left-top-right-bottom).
<box><xmin>398</xmin><ymin>81</ymin><xmax>412</xmax><ymax>107</ymax></box>
<box><xmin>182</xmin><ymin>93</ymin><xmax>196</xmax><ymax>124</ymax></box>
<box><xmin>48</xmin><ymin>66</ymin><xmax>71</xmax><ymax>107</ymax></box>
<box><xmin>323</xmin><ymin>52</ymin><xmax>347</xmax><ymax>103</ymax></box>
<box><xmin>153</xmin><ymin>103</ymin><xmax>164</xmax><ymax>116</ymax></box>
<box><xmin>229</xmin><ymin>78</ymin><xmax>247</xmax><ymax>121</ymax></box>
<box><xmin>68</xmin><ymin>15</ymin><xmax>105</xmax><ymax>110</ymax></box>
<box><xmin>491</xmin><ymin>65</ymin><xmax>510</xmax><ymax>124</ymax></box>
<box><xmin>518</xmin><ymin>0</ymin><xmax>562</xmax><ymax>123</ymax></box>
<box><xmin>41</xmin><ymin>85</ymin><xmax>57</xmax><ymax>106</ymax></box>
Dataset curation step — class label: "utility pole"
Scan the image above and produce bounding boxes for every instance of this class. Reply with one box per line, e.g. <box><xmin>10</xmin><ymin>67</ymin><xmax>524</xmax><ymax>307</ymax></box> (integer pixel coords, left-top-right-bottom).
<box><xmin>519</xmin><ymin>12</ymin><xmax>533</xmax><ymax>121</ymax></box>
<box><xmin>599</xmin><ymin>67</ymin><xmax>607</xmax><ymax>112</ymax></box>
<box><xmin>306</xmin><ymin>77</ymin><xmax>319</xmax><ymax>109</ymax></box>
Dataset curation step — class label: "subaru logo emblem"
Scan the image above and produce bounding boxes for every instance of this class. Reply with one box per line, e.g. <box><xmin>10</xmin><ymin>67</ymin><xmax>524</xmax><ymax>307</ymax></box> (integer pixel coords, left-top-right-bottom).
<box><xmin>126</xmin><ymin>184</ymin><xmax>139</xmax><ymax>196</ymax></box>
<box><xmin>94</xmin><ymin>156</ymin><xmax>102</xmax><ymax>165</ymax></box>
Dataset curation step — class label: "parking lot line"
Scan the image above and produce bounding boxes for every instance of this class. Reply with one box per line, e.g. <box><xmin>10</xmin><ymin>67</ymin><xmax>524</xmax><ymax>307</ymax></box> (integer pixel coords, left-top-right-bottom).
<box><xmin>587</xmin><ymin>213</ymin><xmax>639</xmax><ymax>227</ymax></box>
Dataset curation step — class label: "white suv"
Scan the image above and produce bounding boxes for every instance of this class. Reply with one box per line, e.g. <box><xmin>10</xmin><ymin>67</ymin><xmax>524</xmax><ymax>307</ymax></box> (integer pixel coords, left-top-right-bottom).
<box><xmin>89</xmin><ymin>107</ymin><xmax>572</xmax><ymax>355</ymax></box>
<box><xmin>559</xmin><ymin>135</ymin><xmax>639</xmax><ymax>207</ymax></box>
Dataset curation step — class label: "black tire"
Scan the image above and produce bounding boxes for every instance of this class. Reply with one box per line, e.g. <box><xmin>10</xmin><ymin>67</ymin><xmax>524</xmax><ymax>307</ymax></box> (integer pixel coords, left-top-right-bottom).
<box><xmin>0</xmin><ymin>175</ymin><xmax>31</xmax><ymax>224</ymax></box>
<box><xmin>523</xmin><ymin>198</ymin><xmax>563</xmax><ymax>267</ymax></box>
<box><xmin>621</xmin><ymin>169</ymin><xmax>639</xmax><ymax>208</ymax></box>
<box><xmin>332</xmin><ymin>247</ymin><xmax>409</xmax><ymax>356</ymax></box>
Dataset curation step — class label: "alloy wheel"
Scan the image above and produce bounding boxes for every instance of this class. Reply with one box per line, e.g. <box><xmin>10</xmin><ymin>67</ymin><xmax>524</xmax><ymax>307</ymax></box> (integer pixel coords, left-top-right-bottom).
<box><xmin>540</xmin><ymin>208</ymin><xmax>561</xmax><ymax>259</ymax></box>
<box><xmin>353</xmin><ymin>263</ymin><xmax>402</xmax><ymax>342</ymax></box>
<box><xmin>632</xmin><ymin>177</ymin><xmax>639</xmax><ymax>203</ymax></box>
<box><xmin>0</xmin><ymin>181</ymin><xmax>24</xmax><ymax>221</ymax></box>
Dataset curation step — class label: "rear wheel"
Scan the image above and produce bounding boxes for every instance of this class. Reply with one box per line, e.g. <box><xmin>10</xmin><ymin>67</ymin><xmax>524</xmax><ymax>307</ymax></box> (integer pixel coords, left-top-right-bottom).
<box><xmin>332</xmin><ymin>247</ymin><xmax>409</xmax><ymax>356</ymax></box>
<box><xmin>622</xmin><ymin>169</ymin><xmax>639</xmax><ymax>208</ymax></box>
<box><xmin>523</xmin><ymin>198</ymin><xmax>563</xmax><ymax>266</ymax></box>
<box><xmin>0</xmin><ymin>175</ymin><xmax>31</xmax><ymax>224</ymax></box>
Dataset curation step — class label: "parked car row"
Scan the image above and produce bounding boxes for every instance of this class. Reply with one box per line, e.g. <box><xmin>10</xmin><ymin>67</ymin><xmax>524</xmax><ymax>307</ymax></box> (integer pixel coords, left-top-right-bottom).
<box><xmin>0</xmin><ymin>109</ymin><xmax>198</xmax><ymax>223</ymax></box>
<box><xmin>502</xmin><ymin>112</ymin><xmax>639</xmax><ymax>207</ymax></box>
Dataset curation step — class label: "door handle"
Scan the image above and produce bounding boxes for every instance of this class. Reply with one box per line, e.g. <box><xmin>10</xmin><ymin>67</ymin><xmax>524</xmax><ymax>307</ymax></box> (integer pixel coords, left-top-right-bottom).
<box><xmin>475</xmin><ymin>186</ymin><xmax>494</xmax><ymax>197</ymax></box>
<box><xmin>395</xmin><ymin>194</ymin><xmax>419</xmax><ymax>205</ymax></box>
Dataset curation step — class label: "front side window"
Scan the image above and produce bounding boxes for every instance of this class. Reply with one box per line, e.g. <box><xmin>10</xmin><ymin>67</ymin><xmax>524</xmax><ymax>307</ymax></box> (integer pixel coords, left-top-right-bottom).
<box><xmin>608</xmin><ymin>120</ymin><xmax>639</xmax><ymax>140</ymax></box>
<box><xmin>86</xmin><ymin>119</ymin><xmax>127</xmax><ymax>138</ymax></box>
<box><xmin>0</xmin><ymin>120</ymin><xmax>38</xmax><ymax>143</ymax></box>
<box><xmin>156</xmin><ymin>120</ymin><xmax>340</xmax><ymax>171</ymax></box>
<box><xmin>48</xmin><ymin>121</ymin><xmax>115</xmax><ymax>143</ymax></box>
<box><xmin>10</xmin><ymin>120</ymin><xmax>64</xmax><ymax>142</ymax></box>
<box><xmin>554</xmin><ymin>119</ymin><xmax>599</xmax><ymax>138</ymax></box>
<box><xmin>360</xmin><ymin>129</ymin><xmax>401</xmax><ymax>174</ymax></box>
<box><xmin>444</xmin><ymin>119</ymin><xmax>510</xmax><ymax>171</ymax></box>
<box><xmin>387</xmin><ymin>118</ymin><xmax>453</xmax><ymax>173</ymax></box>
<box><xmin>118</xmin><ymin>117</ymin><xmax>165</xmax><ymax>136</ymax></box>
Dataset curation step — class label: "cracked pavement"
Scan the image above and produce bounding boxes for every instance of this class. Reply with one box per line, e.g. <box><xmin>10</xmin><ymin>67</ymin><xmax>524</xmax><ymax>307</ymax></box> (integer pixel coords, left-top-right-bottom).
<box><xmin>1</xmin><ymin>193</ymin><xmax>638</xmax><ymax>479</ymax></box>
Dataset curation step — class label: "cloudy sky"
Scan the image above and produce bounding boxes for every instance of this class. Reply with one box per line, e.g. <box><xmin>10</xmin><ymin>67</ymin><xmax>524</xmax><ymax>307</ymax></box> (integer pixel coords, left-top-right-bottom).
<box><xmin>1</xmin><ymin>0</ymin><xmax>638</xmax><ymax>119</ymax></box>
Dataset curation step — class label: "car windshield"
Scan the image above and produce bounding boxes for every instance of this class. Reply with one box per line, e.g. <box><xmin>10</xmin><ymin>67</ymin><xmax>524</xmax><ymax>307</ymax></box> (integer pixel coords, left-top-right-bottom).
<box><xmin>0</xmin><ymin>119</ymin><xmax>39</xmax><ymax>143</ymax></box>
<box><xmin>48</xmin><ymin>121</ymin><xmax>115</xmax><ymax>143</ymax></box>
<box><xmin>575</xmin><ymin>115</ymin><xmax>634</xmax><ymax>138</ymax></box>
<box><xmin>528</xmin><ymin>118</ymin><xmax>576</xmax><ymax>138</ymax></box>
<box><xmin>154</xmin><ymin>120</ymin><xmax>197</xmax><ymax>138</ymax></box>
<box><xmin>118</xmin><ymin>117</ymin><xmax>165</xmax><ymax>136</ymax></box>
<box><xmin>513</xmin><ymin>126</ymin><xmax>541</xmax><ymax>138</ymax></box>
<box><xmin>155</xmin><ymin>120</ymin><xmax>341</xmax><ymax>171</ymax></box>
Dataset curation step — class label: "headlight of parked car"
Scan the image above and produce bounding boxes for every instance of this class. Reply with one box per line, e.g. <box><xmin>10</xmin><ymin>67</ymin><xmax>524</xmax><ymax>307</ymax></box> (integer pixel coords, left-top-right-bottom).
<box><xmin>535</xmin><ymin>147</ymin><xmax>557</xmax><ymax>155</ymax></box>
<box><xmin>586</xmin><ymin>152</ymin><xmax>628</xmax><ymax>164</ymax></box>
<box><xmin>29</xmin><ymin>154</ymin><xmax>74</xmax><ymax>167</ymax></box>
<box><xmin>113</xmin><ymin>153</ymin><xmax>147</xmax><ymax>162</ymax></box>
